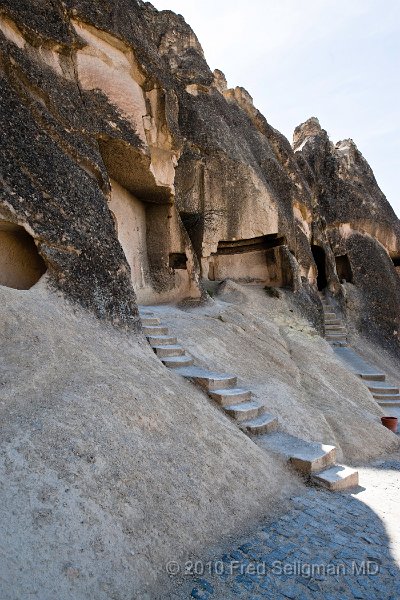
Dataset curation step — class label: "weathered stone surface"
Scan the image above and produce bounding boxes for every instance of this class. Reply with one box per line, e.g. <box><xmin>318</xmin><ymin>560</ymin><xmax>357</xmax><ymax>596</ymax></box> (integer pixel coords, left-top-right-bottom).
<box><xmin>1</xmin><ymin>1</ymin><xmax>400</xmax><ymax>358</ymax></box>
<box><xmin>0</xmin><ymin>0</ymin><xmax>201</xmax><ymax>327</ymax></box>
<box><xmin>1</xmin><ymin>4</ymin><xmax>400</xmax><ymax>599</ymax></box>
<box><xmin>174</xmin><ymin>79</ymin><xmax>311</xmax><ymax>287</ymax></box>
<box><xmin>294</xmin><ymin>118</ymin><xmax>400</xmax><ymax>355</ymax></box>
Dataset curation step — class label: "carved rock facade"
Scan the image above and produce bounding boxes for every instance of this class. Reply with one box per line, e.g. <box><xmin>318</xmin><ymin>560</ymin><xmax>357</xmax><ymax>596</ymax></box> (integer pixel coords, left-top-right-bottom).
<box><xmin>1</xmin><ymin>0</ymin><xmax>399</xmax><ymax>355</ymax></box>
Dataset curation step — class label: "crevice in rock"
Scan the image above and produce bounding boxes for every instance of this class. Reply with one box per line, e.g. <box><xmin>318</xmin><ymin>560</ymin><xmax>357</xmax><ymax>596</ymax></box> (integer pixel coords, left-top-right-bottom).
<box><xmin>215</xmin><ymin>234</ymin><xmax>286</xmax><ymax>255</ymax></box>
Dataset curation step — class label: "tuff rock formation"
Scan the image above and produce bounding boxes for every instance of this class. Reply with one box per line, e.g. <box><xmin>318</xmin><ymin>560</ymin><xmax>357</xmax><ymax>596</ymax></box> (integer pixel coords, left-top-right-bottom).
<box><xmin>293</xmin><ymin>117</ymin><xmax>400</xmax><ymax>353</ymax></box>
<box><xmin>2</xmin><ymin>2</ymin><xmax>400</xmax><ymax>599</ymax></box>
<box><xmin>1</xmin><ymin>0</ymin><xmax>399</xmax><ymax>355</ymax></box>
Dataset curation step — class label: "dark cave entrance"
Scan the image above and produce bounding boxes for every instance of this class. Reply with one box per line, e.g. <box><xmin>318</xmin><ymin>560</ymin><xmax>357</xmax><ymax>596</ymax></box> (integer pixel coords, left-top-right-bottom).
<box><xmin>311</xmin><ymin>245</ymin><xmax>327</xmax><ymax>291</ymax></box>
<box><xmin>391</xmin><ymin>256</ymin><xmax>400</xmax><ymax>267</ymax></box>
<box><xmin>169</xmin><ymin>253</ymin><xmax>187</xmax><ymax>270</ymax></box>
<box><xmin>391</xmin><ymin>256</ymin><xmax>400</xmax><ymax>277</ymax></box>
<box><xmin>335</xmin><ymin>254</ymin><xmax>353</xmax><ymax>283</ymax></box>
<box><xmin>0</xmin><ymin>220</ymin><xmax>47</xmax><ymax>290</ymax></box>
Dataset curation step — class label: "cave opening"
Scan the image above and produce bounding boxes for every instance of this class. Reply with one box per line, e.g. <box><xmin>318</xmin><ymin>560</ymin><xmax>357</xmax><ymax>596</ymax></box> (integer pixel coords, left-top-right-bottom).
<box><xmin>106</xmin><ymin>178</ymin><xmax>195</xmax><ymax>304</ymax></box>
<box><xmin>99</xmin><ymin>135</ymin><xmax>198</xmax><ymax>304</ymax></box>
<box><xmin>311</xmin><ymin>245</ymin><xmax>327</xmax><ymax>291</ymax></box>
<box><xmin>108</xmin><ymin>179</ymin><xmax>172</xmax><ymax>297</ymax></box>
<box><xmin>169</xmin><ymin>253</ymin><xmax>187</xmax><ymax>270</ymax></box>
<box><xmin>0</xmin><ymin>221</ymin><xmax>47</xmax><ymax>290</ymax></box>
<box><xmin>335</xmin><ymin>254</ymin><xmax>353</xmax><ymax>283</ymax></box>
<box><xmin>207</xmin><ymin>234</ymin><xmax>290</xmax><ymax>286</ymax></box>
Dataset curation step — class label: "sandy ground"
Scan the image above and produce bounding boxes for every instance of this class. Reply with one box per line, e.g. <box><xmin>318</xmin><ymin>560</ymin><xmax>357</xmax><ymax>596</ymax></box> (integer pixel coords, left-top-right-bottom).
<box><xmin>0</xmin><ymin>280</ymin><xmax>398</xmax><ymax>599</ymax></box>
<box><xmin>357</xmin><ymin>449</ymin><xmax>400</xmax><ymax>565</ymax></box>
<box><xmin>0</xmin><ymin>282</ymin><xmax>300</xmax><ymax>600</ymax></box>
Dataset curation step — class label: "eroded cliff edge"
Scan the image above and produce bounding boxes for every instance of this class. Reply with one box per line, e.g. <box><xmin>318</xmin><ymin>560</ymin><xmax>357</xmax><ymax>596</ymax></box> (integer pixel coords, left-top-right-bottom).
<box><xmin>1</xmin><ymin>3</ymin><xmax>400</xmax><ymax>598</ymax></box>
<box><xmin>1</xmin><ymin>0</ymin><xmax>399</xmax><ymax>355</ymax></box>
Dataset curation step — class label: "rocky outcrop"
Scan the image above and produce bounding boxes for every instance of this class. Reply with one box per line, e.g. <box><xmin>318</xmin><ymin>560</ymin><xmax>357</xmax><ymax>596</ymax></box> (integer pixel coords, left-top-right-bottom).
<box><xmin>1</xmin><ymin>3</ymin><xmax>400</xmax><ymax>598</ymax></box>
<box><xmin>1</xmin><ymin>1</ymin><xmax>399</xmax><ymax>355</ymax></box>
<box><xmin>0</xmin><ymin>1</ymin><xmax>201</xmax><ymax>328</ymax></box>
<box><xmin>174</xmin><ymin>72</ymin><xmax>311</xmax><ymax>289</ymax></box>
<box><xmin>294</xmin><ymin>118</ymin><xmax>400</xmax><ymax>354</ymax></box>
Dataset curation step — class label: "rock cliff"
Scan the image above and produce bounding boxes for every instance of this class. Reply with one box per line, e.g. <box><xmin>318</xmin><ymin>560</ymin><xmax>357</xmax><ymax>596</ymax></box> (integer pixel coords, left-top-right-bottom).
<box><xmin>1</xmin><ymin>0</ymin><xmax>399</xmax><ymax>355</ymax></box>
<box><xmin>1</xmin><ymin>2</ymin><xmax>400</xmax><ymax>598</ymax></box>
<box><xmin>294</xmin><ymin>117</ymin><xmax>400</xmax><ymax>352</ymax></box>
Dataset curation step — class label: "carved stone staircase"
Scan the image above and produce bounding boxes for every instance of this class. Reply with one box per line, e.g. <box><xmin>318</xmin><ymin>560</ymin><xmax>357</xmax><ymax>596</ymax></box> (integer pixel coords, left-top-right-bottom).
<box><xmin>319</xmin><ymin>292</ymin><xmax>348</xmax><ymax>347</ymax></box>
<box><xmin>334</xmin><ymin>346</ymin><xmax>400</xmax><ymax>410</ymax></box>
<box><xmin>140</xmin><ymin>308</ymin><xmax>359</xmax><ymax>491</ymax></box>
<box><xmin>319</xmin><ymin>293</ymin><xmax>400</xmax><ymax>412</ymax></box>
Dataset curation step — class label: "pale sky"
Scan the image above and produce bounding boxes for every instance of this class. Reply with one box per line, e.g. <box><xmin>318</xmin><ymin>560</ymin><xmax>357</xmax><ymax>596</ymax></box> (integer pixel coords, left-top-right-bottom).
<box><xmin>151</xmin><ymin>0</ymin><xmax>400</xmax><ymax>217</ymax></box>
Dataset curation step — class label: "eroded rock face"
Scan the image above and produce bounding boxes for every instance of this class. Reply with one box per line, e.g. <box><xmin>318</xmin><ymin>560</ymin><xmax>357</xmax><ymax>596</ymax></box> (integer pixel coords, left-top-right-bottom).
<box><xmin>294</xmin><ymin>118</ymin><xmax>400</xmax><ymax>352</ymax></box>
<box><xmin>174</xmin><ymin>77</ymin><xmax>313</xmax><ymax>289</ymax></box>
<box><xmin>294</xmin><ymin>118</ymin><xmax>400</xmax><ymax>253</ymax></box>
<box><xmin>0</xmin><ymin>0</ymin><xmax>200</xmax><ymax>327</ymax></box>
<box><xmin>1</xmin><ymin>1</ymin><xmax>399</xmax><ymax>354</ymax></box>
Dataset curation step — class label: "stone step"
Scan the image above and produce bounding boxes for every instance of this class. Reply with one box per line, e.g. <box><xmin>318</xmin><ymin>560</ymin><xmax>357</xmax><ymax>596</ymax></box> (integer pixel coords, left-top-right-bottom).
<box><xmin>324</xmin><ymin>312</ymin><xmax>337</xmax><ymax>319</ymax></box>
<box><xmin>161</xmin><ymin>355</ymin><xmax>194</xmax><ymax>368</ymax></box>
<box><xmin>325</xmin><ymin>331</ymin><xmax>347</xmax><ymax>337</ymax></box>
<box><xmin>325</xmin><ymin>334</ymin><xmax>347</xmax><ymax>342</ymax></box>
<box><xmin>374</xmin><ymin>396</ymin><xmax>400</xmax><ymax>406</ymax></box>
<box><xmin>147</xmin><ymin>334</ymin><xmax>178</xmax><ymax>346</ymax></box>
<box><xmin>152</xmin><ymin>344</ymin><xmax>185</xmax><ymax>358</ymax></box>
<box><xmin>326</xmin><ymin>331</ymin><xmax>347</xmax><ymax>337</ymax></box>
<box><xmin>174</xmin><ymin>366</ymin><xmax>237</xmax><ymax>391</ymax></box>
<box><xmin>312</xmin><ymin>464</ymin><xmax>359</xmax><ymax>491</ymax></box>
<box><xmin>143</xmin><ymin>325</ymin><xmax>169</xmax><ymax>336</ymax></box>
<box><xmin>240</xmin><ymin>413</ymin><xmax>279</xmax><ymax>435</ymax></box>
<box><xmin>372</xmin><ymin>392</ymin><xmax>400</xmax><ymax>401</ymax></box>
<box><xmin>324</xmin><ymin>319</ymin><xmax>342</xmax><ymax>326</ymax></box>
<box><xmin>141</xmin><ymin>317</ymin><xmax>161</xmax><ymax>326</ymax></box>
<box><xmin>367</xmin><ymin>384</ymin><xmax>399</xmax><ymax>395</ymax></box>
<box><xmin>334</xmin><ymin>347</ymin><xmax>386</xmax><ymax>381</ymax></box>
<box><xmin>139</xmin><ymin>310</ymin><xmax>154</xmax><ymax>316</ymax></box>
<box><xmin>325</xmin><ymin>325</ymin><xmax>346</xmax><ymax>332</ymax></box>
<box><xmin>224</xmin><ymin>400</ymin><xmax>266</xmax><ymax>422</ymax></box>
<box><xmin>358</xmin><ymin>373</ymin><xmax>386</xmax><ymax>382</ymax></box>
<box><xmin>209</xmin><ymin>388</ymin><xmax>252</xmax><ymax>407</ymax></box>
<box><xmin>255</xmin><ymin>432</ymin><xmax>336</xmax><ymax>474</ymax></box>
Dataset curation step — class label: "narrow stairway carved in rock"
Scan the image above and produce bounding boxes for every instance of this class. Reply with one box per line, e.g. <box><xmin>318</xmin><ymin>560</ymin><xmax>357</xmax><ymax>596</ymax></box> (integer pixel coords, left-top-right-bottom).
<box><xmin>334</xmin><ymin>346</ymin><xmax>400</xmax><ymax>409</ymax></box>
<box><xmin>319</xmin><ymin>291</ymin><xmax>348</xmax><ymax>347</ymax></box>
<box><xmin>318</xmin><ymin>294</ymin><xmax>400</xmax><ymax>411</ymax></box>
<box><xmin>140</xmin><ymin>307</ymin><xmax>359</xmax><ymax>491</ymax></box>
